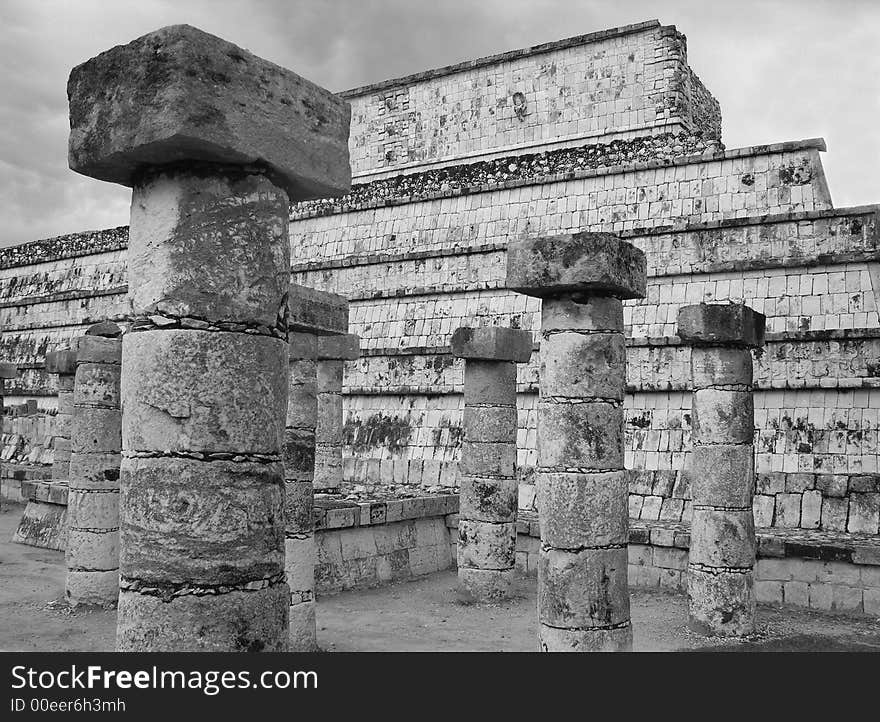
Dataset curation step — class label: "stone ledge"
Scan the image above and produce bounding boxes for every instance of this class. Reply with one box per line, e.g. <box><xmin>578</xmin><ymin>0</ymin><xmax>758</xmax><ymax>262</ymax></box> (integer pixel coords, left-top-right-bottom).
<box><xmin>314</xmin><ymin>490</ymin><xmax>458</xmax><ymax>531</ymax></box>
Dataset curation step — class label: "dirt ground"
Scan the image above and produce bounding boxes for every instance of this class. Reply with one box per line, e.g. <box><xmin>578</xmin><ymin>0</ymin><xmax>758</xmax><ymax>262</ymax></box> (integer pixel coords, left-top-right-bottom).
<box><xmin>2</xmin><ymin>502</ymin><xmax>880</xmax><ymax>652</ymax></box>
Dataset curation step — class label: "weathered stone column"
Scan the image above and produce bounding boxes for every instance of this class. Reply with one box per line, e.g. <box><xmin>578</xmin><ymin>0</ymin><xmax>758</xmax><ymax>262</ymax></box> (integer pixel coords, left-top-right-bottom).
<box><xmin>284</xmin><ymin>285</ymin><xmax>350</xmax><ymax>650</ymax></box>
<box><xmin>315</xmin><ymin>334</ymin><xmax>360</xmax><ymax>492</ymax></box>
<box><xmin>507</xmin><ymin>232</ymin><xmax>646</xmax><ymax>652</ymax></box>
<box><xmin>677</xmin><ymin>303</ymin><xmax>765</xmax><ymax>636</ymax></box>
<box><xmin>67</xmin><ymin>24</ymin><xmax>350</xmax><ymax>651</ymax></box>
<box><xmin>451</xmin><ymin>326</ymin><xmax>532</xmax><ymax>602</ymax></box>
<box><xmin>66</xmin><ymin>322</ymin><xmax>122</xmax><ymax>607</ymax></box>
<box><xmin>0</xmin><ymin>361</ymin><xmax>17</xmax><ymax>502</ymax></box>
<box><xmin>45</xmin><ymin>349</ymin><xmax>77</xmax><ymax>481</ymax></box>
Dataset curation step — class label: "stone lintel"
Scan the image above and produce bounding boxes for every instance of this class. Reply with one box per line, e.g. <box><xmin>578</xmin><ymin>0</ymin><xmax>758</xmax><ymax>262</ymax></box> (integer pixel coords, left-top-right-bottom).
<box><xmin>451</xmin><ymin>326</ymin><xmax>533</xmax><ymax>362</ymax></box>
<box><xmin>45</xmin><ymin>349</ymin><xmax>78</xmax><ymax>375</ymax></box>
<box><xmin>677</xmin><ymin>303</ymin><xmax>766</xmax><ymax>348</ymax></box>
<box><xmin>288</xmin><ymin>284</ymin><xmax>349</xmax><ymax>336</ymax></box>
<box><xmin>67</xmin><ymin>24</ymin><xmax>351</xmax><ymax>200</ymax></box>
<box><xmin>505</xmin><ymin>232</ymin><xmax>646</xmax><ymax>300</ymax></box>
<box><xmin>317</xmin><ymin>333</ymin><xmax>360</xmax><ymax>361</ymax></box>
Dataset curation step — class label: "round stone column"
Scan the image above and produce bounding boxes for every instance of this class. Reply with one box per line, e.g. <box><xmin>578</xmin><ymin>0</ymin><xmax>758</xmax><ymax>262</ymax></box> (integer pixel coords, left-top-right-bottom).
<box><xmin>66</xmin><ymin>322</ymin><xmax>122</xmax><ymax>606</ymax></box>
<box><xmin>45</xmin><ymin>349</ymin><xmax>77</xmax><ymax>481</ymax></box>
<box><xmin>66</xmin><ymin>25</ymin><xmax>350</xmax><ymax>651</ymax></box>
<box><xmin>451</xmin><ymin>326</ymin><xmax>532</xmax><ymax>602</ymax></box>
<box><xmin>506</xmin><ymin>232</ymin><xmax>646</xmax><ymax>652</ymax></box>
<box><xmin>315</xmin><ymin>334</ymin><xmax>360</xmax><ymax>492</ymax></box>
<box><xmin>677</xmin><ymin>302</ymin><xmax>765</xmax><ymax>636</ymax></box>
<box><xmin>284</xmin><ymin>331</ymin><xmax>319</xmax><ymax>650</ymax></box>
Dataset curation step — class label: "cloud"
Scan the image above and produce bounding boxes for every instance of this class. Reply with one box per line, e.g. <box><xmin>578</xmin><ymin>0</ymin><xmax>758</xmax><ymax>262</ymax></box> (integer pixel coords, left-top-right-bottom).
<box><xmin>0</xmin><ymin>0</ymin><xmax>877</xmax><ymax>246</ymax></box>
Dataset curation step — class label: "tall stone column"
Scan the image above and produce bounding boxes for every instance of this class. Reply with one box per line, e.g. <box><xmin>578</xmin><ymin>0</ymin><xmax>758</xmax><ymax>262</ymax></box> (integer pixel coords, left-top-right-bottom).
<box><xmin>67</xmin><ymin>24</ymin><xmax>350</xmax><ymax>651</ymax></box>
<box><xmin>66</xmin><ymin>322</ymin><xmax>122</xmax><ymax>607</ymax></box>
<box><xmin>507</xmin><ymin>232</ymin><xmax>646</xmax><ymax>652</ymax></box>
<box><xmin>315</xmin><ymin>334</ymin><xmax>360</xmax><ymax>492</ymax></box>
<box><xmin>284</xmin><ymin>285</ymin><xmax>350</xmax><ymax>650</ymax></box>
<box><xmin>45</xmin><ymin>349</ymin><xmax>77</xmax><ymax>481</ymax></box>
<box><xmin>451</xmin><ymin>326</ymin><xmax>532</xmax><ymax>602</ymax></box>
<box><xmin>677</xmin><ymin>303</ymin><xmax>765</xmax><ymax>636</ymax></box>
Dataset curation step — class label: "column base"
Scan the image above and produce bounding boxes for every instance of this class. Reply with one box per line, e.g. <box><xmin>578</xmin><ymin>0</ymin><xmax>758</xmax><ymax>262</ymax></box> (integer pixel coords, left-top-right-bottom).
<box><xmin>65</xmin><ymin>569</ymin><xmax>119</xmax><ymax>607</ymax></box>
<box><xmin>538</xmin><ymin>623</ymin><xmax>632</xmax><ymax>652</ymax></box>
<box><xmin>457</xmin><ymin>567</ymin><xmax>514</xmax><ymax>603</ymax></box>
<box><xmin>687</xmin><ymin>566</ymin><xmax>756</xmax><ymax>637</ymax></box>
<box><xmin>289</xmin><ymin>600</ymin><xmax>317</xmax><ymax>651</ymax></box>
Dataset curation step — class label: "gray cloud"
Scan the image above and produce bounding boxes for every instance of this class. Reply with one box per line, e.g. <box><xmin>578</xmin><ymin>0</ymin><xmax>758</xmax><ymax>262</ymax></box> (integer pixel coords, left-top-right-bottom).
<box><xmin>1</xmin><ymin>0</ymin><xmax>877</xmax><ymax>246</ymax></box>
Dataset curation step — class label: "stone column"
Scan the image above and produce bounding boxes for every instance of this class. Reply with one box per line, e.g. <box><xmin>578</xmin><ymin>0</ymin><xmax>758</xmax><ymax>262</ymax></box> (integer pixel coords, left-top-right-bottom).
<box><xmin>451</xmin><ymin>326</ymin><xmax>532</xmax><ymax>602</ymax></box>
<box><xmin>284</xmin><ymin>286</ymin><xmax>350</xmax><ymax>650</ymax></box>
<box><xmin>65</xmin><ymin>322</ymin><xmax>122</xmax><ymax>606</ymax></box>
<box><xmin>507</xmin><ymin>232</ymin><xmax>646</xmax><ymax>652</ymax></box>
<box><xmin>677</xmin><ymin>303</ymin><xmax>765</xmax><ymax>636</ymax></box>
<box><xmin>67</xmin><ymin>24</ymin><xmax>350</xmax><ymax>651</ymax></box>
<box><xmin>0</xmin><ymin>362</ymin><xmax>18</xmax><ymax>501</ymax></box>
<box><xmin>315</xmin><ymin>334</ymin><xmax>361</xmax><ymax>492</ymax></box>
<box><xmin>45</xmin><ymin>349</ymin><xmax>77</xmax><ymax>481</ymax></box>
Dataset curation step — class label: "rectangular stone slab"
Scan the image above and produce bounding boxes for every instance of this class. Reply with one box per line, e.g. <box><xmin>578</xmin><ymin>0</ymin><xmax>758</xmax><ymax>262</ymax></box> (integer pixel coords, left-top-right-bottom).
<box><xmin>288</xmin><ymin>285</ymin><xmax>349</xmax><ymax>336</ymax></box>
<box><xmin>67</xmin><ymin>24</ymin><xmax>351</xmax><ymax>200</ymax></box>
<box><xmin>506</xmin><ymin>232</ymin><xmax>646</xmax><ymax>299</ymax></box>
<box><xmin>677</xmin><ymin>303</ymin><xmax>766</xmax><ymax>348</ymax></box>
<box><xmin>450</xmin><ymin>327</ymin><xmax>533</xmax><ymax>362</ymax></box>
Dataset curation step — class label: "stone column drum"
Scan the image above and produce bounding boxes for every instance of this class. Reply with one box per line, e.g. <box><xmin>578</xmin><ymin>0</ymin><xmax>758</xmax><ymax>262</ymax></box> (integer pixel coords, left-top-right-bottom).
<box><xmin>45</xmin><ymin>349</ymin><xmax>77</xmax><ymax>481</ymax></box>
<box><xmin>284</xmin><ymin>285</ymin><xmax>350</xmax><ymax>650</ymax></box>
<box><xmin>315</xmin><ymin>335</ymin><xmax>361</xmax><ymax>493</ymax></box>
<box><xmin>67</xmin><ymin>25</ymin><xmax>350</xmax><ymax>651</ymax></box>
<box><xmin>677</xmin><ymin>303</ymin><xmax>765</xmax><ymax>636</ymax></box>
<box><xmin>507</xmin><ymin>232</ymin><xmax>646</xmax><ymax>652</ymax></box>
<box><xmin>66</xmin><ymin>322</ymin><xmax>122</xmax><ymax>606</ymax></box>
<box><xmin>451</xmin><ymin>326</ymin><xmax>533</xmax><ymax>602</ymax></box>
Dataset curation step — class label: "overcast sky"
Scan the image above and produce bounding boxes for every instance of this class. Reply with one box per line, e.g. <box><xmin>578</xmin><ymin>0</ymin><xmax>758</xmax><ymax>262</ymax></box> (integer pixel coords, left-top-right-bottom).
<box><xmin>1</xmin><ymin>0</ymin><xmax>877</xmax><ymax>247</ymax></box>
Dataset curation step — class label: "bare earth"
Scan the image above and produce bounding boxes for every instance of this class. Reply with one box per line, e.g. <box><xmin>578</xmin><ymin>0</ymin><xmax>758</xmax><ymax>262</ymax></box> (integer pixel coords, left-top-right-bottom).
<box><xmin>2</xmin><ymin>503</ymin><xmax>879</xmax><ymax>652</ymax></box>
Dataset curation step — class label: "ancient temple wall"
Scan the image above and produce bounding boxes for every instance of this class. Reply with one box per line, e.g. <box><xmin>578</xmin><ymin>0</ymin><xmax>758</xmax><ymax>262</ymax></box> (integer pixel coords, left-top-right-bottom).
<box><xmin>343</xmin><ymin>20</ymin><xmax>719</xmax><ymax>179</ymax></box>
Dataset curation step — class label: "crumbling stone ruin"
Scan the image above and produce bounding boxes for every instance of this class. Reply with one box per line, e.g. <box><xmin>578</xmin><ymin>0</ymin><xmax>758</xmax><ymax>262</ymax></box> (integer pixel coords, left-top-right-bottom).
<box><xmin>507</xmin><ymin>232</ymin><xmax>646</xmax><ymax>650</ymax></box>
<box><xmin>451</xmin><ymin>326</ymin><xmax>532</xmax><ymax>602</ymax></box>
<box><xmin>2</xmin><ymin>18</ymin><xmax>880</xmax><ymax>651</ymax></box>
<box><xmin>65</xmin><ymin>322</ymin><xmax>122</xmax><ymax>607</ymax></box>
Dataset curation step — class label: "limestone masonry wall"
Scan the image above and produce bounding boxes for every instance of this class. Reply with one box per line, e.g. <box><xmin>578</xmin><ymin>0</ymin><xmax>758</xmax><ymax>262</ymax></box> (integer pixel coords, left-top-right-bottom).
<box><xmin>2</xmin><ymin>19</ymin><xmax>878</xmax><ymax>539</ymax></box>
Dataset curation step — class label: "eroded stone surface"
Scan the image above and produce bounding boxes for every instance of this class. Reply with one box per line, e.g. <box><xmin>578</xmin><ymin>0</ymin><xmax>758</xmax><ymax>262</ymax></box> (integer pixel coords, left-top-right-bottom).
<box><xmin>537</xmin><ymin>471</ymin><xmax>628</xmax><ymax>548</ymax></box>
<box><xmin>289</xmin><ymin>284</ymin><xmax>349</xmax><ymax>336</ymax></box>
<box><xmin>459</xmin><ymin>476</ymin><xmax>518</xmax><ymax>523</ymax></box>
<box><xmin>506</xmin><ymin>232</ymin><xmax>646</xmax><ymax>299</ymax></box>
<box><xmin>540</xmin><ymin>332</ymin><xmax>625</xmax><ymax>399</ymax></box>
<box><xmin>538</xmin><ymin>623</ymin><xmax>632</xmax><ymax>652</ymax></box>
<box><xmin>122</xmin><ymin>330</ymin><xmax>286</xmax><ymax>455</ymax></box>
<box><xmin>457</xmin><ymin>567</ymin><xmax>514</xmax><ymax>603</ymax></box>
<box><xmin>450</xmin><ymin>326</ymin><xmax>533</xmax><ymax>362</ymax></box>
<box><xmin>317</xmin><ymin>334</ymin><xmax>361</xmax><ymax>361</ymax></box>
<box><xmin>689</xmin><ymin>508</ymin><xmax>757</xmax><ymax>568</ymax></box>
<box><xmin>536</xmin><ymin>402</ymin><xmax>623</xmax><ymax>470</ymax></box>
<box><xmin>677</xmin><ymin>303</ymin><xmax>766</xmax><ymax>348</ymax></box>
<box><xmin>68</xmin><ymin>24</ymin><xmax>351</xmax><ymax>200</ymax></box>
<box><xmin>457</xmin><ymin>520</ymin><xmax>517</xmax><ymax>570</ymax></box>
<box><xmin>690</xmin><ymin>444</ymin><xmax>755</xmax><ymax>507</ymax></box>
<box><xmin>116</xmin><ymin>584</ymin><xmax>290</xmax><ymax>652</ymax></box>
<box><xmin>687</xmin><ymin>567</ymin><xmax>755</xmax><ymax>637</ymax></box>
<box><xmin>691</xmin><ymin>389</ymin><xmax>754</xmax><ymax>445</ymax></box>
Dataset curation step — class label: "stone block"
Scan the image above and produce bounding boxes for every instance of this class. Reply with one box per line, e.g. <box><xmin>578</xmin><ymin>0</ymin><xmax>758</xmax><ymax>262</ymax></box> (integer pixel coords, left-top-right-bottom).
<box><xmin>754</xmin><ymin>580</ymin><xmax>783</xmax><ymax>604</ymax></box>
<box><xmin>677</xmin><ymin>303</ymin><xmax>765</xmax><ymax>348</ymax></box>
<box><xmin>116</xmin><ymin>584</ymin><xmax>290</xmax><ymax>652</ymax></box>
<box><xmin>70</xmin><ymin>407</ymin><xmax>122</xmax><ymax>454</ymax></box>
<box><xmin>537</xmin><ymin>401</ymin><xmax>623</xmax><ymax>470</ymax></box>
<box><xmin>691</xmin><ymin>389</ymin><xmax>754</xmax><ymax>445</ymax></box>
<box><xmin>458</xmin><ymin>567</ymin><xmax>513</xmax><ymax>602</ymax></box>
<box><xmin>538</xmin><ymin>623</ymin><xmax>632</xmax><ymax>652</ymax></box>
<box><xmin>45</xmin><ymin>349</ymin><xmax>77</xmax><ymax>375</ymax></box>
<box><xmin>690</xmin><ymin>347</ymin><xmax>752</xmax><ymax>388</ymax></box>
<box><xmin>68</xmin><ymin>452</ymin><xmax>121</xmax><ymax>491</ymax></box>
<box><xmin>66</xmin><ymin>528</ymin><xmax>119</xmax><ymax>570</ymax></box>
<box><xmin>317</xmin><ymin>333</ymin><xmax>360</xmax><ymax>361</ymax></box>
<box><xmin>128</xmin><ymin>170</ymin><xmax>290</xmax><ymax>327</ymax></box>
<box><xmin>540</xmin><ymin>332</ymin><xmax>625</xmax><ymax>400</ymax></box>
<box><xmin>537</xmin><ymin>546</ymin><xmax>629</xmax><ymax>628</ymax></box>
<box><xmin>536</xmin><ymin>471</ymin><xmax>628</xmax><ymax>548</ymax></box>
<box><xmin>821</xmin><ymin>497</ymin><xmax>848</xmax><ymax>532</ymax></box>
<box><xmin>457</xmin><ymin>519</ymin><xmax>516</xmax><ymax>570</ymax></box>
<box><xmin>67</xmin><ymin>489</ymin><xmax>119</xmax><ymax>530</ymax></box>
<box><xmin>691</xmin><ymin>444</ymin><xmax>754</xmax><ymax>507</ymax></box>
<box><xmin>506</xmin><ymin>232</ymin><xmax>646</xmax><ymax>299</ymax></box>
<box><xmin>85</xmin><ymin>320</ymin><xmax>123</xmax><ymax>338</ymax></box>
<box><xmin>459</xmin><ymin>441</ymin><xmax>515</xmax><ymax>478</ymax></box>
<box><xmin>288</xmin><ymin>285</ymin><xmax>349</xmax><ymax>336</ymax></box>
<box><xmin>687</xmin><ymin>567</ymin><xmax>755</xmax><ymax>636</ymax></box>
<box><xmin>783</xmin><ymin>580</ymin><xmax>809</xmax><ymax>608</ymax></box>
<box><xmin>463</xmin><ymin>361</ymin><xmax>516</xmax><ymax>406</ymax></box>
<box><xmin>119</xmin><ymin>456</ymin><xmax>285</xmax><ymax>586</ymax></box>
<box><xmin>122</xmin><ymin>330</ymin><xmax>286</xmax><ymax>455</ymax></box>
<box><xmin>459</xmin><ymin>476</ymin><xmax>518</xmax><ymax>523</ymax></box>
<box><xmin>450</xmin><ymin>327</ymin><xmax>532</xmax><ymax>362</ymax></box>
<box><xmin>847</xmin><ymin>494</ymin><xmax>880</xmax><ymax>534</ymax></box>
<box><xmin>815</xmin><ymin>474</ymin><xmax>848</xmax><ymax>498</ymax></box>
<box><xmin>68</xmin><ymin>24</ymin><xmax>350</xmax><ymax>199</ymax></box>
<box><xmin>66</xmin><ymin>570</ymin><xmax>119</xmax><ymax>606</ymax></box>
<box><xmin>540</xmin><ymin>296</ymin><xmax>623</xmax><ymax>332</ymax></box>
<box><xmin>76</xmin><ymin>336</ymin><xmax>121</xmax><ymax>365</ymax></box>
<box><xmin>463</xmin><ymin>405</ymin><xmax>517</xmax><ymax>443</ymax></box>
<box><xmin>0</xmin><ymin>362</ymin><xmax>18</xmax><ymax>379</ymax></box>
<box><xmin>73</xmin><ymin>363</ymin><xmax>121</xmax><ymax>408</ymax></box>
